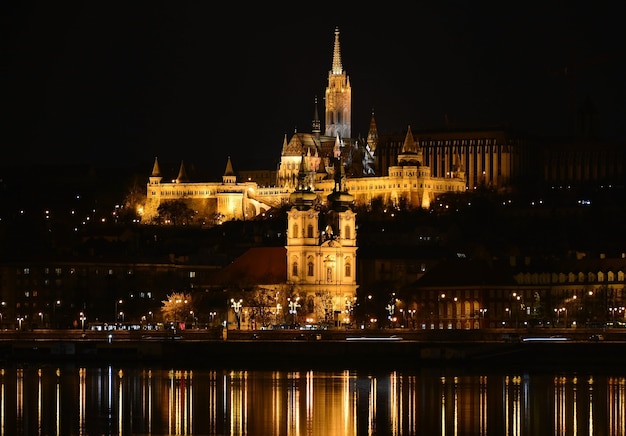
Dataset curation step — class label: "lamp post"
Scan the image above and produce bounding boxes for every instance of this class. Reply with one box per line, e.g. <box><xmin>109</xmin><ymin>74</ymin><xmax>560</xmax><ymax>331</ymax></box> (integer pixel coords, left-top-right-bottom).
<box><xmin>407</xmin><ymin>309</ymin><xmax>416</xmax><ymax>329</ymax></box>
<box><xmin>479</xmin><ymin>308</ymin><xmax>488</xmax><ymax>328</ymax></box>
<box><xmin>276</xmin><ymin>303</ymin><xmax>282</xmax><ymax>325</ymax></box>
<box><xmin>288</xmin><ymin>297</ymin><xmax>300</xmax><ymax>327</ymax></box>
<box><xmin>80</xmin><ymin>312</ymin><xmax>86</xmax><ymax>331</ymax></box>
<box><xmin>115</xmin><ymin>299</ymin><xmax>123</xmax><ymax>324</ymax></box>
<box><xmin>386</xmin><ymin>302</ymin><xmax>395</xmax><ymax>327</ymax></box>
<box><xmin>231</xmin><ymin>298</ymin><xmax>243</xmax><ymax>330</ymax></box>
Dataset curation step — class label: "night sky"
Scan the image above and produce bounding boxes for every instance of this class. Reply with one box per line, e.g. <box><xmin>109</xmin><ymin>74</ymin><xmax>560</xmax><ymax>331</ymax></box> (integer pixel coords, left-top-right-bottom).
<box><xmin>3</xmin><ymin>2</ymin><xmax>625</xmax><ymax>179</ymax></box>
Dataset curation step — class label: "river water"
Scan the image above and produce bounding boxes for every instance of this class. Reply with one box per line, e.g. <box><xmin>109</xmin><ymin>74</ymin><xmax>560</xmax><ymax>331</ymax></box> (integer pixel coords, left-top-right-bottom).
<box><xmin>1</xmin><ymin>361</ymin><xmax>624</xmax><ymax>435</ymax></box>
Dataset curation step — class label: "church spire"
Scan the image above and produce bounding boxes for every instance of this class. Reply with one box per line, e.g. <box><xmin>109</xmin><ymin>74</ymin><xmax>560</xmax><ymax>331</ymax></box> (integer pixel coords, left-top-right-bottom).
<box><xmin>325</xmin><ymin>27</ymin><xmax>351</xmax><ymax>139</ymax></box>
<box><xmin>331</xmin><ymin>26</ymin><xmax>343</xmax><ymax>74</ymax></box>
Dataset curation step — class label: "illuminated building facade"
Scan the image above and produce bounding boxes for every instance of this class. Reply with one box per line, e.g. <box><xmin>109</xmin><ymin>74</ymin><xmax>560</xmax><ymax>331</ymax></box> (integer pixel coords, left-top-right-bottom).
<box><xmin>285</xmin><ymin>153</ymin><xmax>358</xmax><ymax>324</ymax></box>
<box><xmin>141</xmin><ymin>26</ymin><xmax>467</xmax><ymax>224</ymax></box>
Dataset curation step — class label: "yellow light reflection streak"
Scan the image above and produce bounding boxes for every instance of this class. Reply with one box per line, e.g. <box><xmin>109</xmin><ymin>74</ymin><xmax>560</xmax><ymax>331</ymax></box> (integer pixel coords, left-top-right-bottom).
<box><xmin>38</xmin><ymin>368</ymin><xmax>42</xmax><ymax>434</ymax></box>
<box><xmin>554</xmin><ymin>376</ymin><xmax>566</xmax><ymax>435</ymax></box>
<box><xmin>56</xmin><ymin>368</ymin><xmax>60</xmax><ymax>436</ymax></box>
<box><xmin>390</xmin><ymin>371</ymin><xmax>399</xmax><ymax>436</ymax></box>
<box><xmin>440</xmin><ymin>376</ymin><xmax>446</xmax><ymax>436</ymax></box>
<box><xmin>208</xmin><ymin>370</ymin><xmax>217</xmax><ymax>434</ymax></box>
<box><xmin>17</xmin><ymin>368</ymin><xmax>23</xmax><ymax>432</ymax></box>
<box><xmin>407</xmin><ymin>375</ymin><xmax>417</xmax><ymax>436</ymax></box>
<box><xmin>306</xmin><ymin>370</ymin><xmax>314</xmax><ymax>433</ymax></box>
<box><xmin>343</xmin><ymin>370</ymin><xmax>351</xmax><ymax>436</ymax></box>
<box><xmin>118</xmin><ymin>369</ymin><xmax>123</xmax><ymax>436</ymax></box>
<box><xmin>1</xmin><ymin>369</ymin><xmax>4</xmax><ymax>435</ymax></box>
<box><xmin>609</xmin><ymin>376</ymin><xmax>626</xmax><ymax>436</ymax></box>
<box><xmin>369</xmin><ymin>377</ymin><xmax>377</xmax><ymax>436</ymax></box>
<box><xmin>573</xmin><ymin>376</ymin><xmax>578</xmax><ymax>435</ymax></box>
<box><xmin>480</xmin><ymin>375</ymin><xmax>488</xmax><ymax>436</ymax></box>
<box><xmin>167</xmin><ymin>369</ymin><xmax>194</xmax><ymax>435</ymax></box>
<box><xmin>230</xmin><ymin>370</ymin><xmax>247</xmax><ymax>436</ymax></box>
<box><xmin>588</xmin><ymin>375</ymin><xmax>594</xmax><ymax>435</ymax></box>
<box><xmin>80</xmin><ymin>368</ymin><xmax>86</xmax><ymax>436</ymax></box>
<box><xmin>272</xmin><ymin>370</ymin><xmax>283</xmax><ymax>436</ymax></box>
<box><xmin>287</xmin><ymin>371</ymin><xmax>300</xmax><ymax>435</ymax></box>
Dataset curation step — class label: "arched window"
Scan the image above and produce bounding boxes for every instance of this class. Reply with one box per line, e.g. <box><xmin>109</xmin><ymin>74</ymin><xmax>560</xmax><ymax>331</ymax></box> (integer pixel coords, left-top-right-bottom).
<box><xmin>344</xmin><ymin>225</ymin><xmax>351</xmax><ymax>240</ymax></box>
<box><xmin>307</xmin><ymin>261</ymin><xmax>314</xmax><ymax>276</ymax></box>
<box><xmin>293</xmin><ymin>224</ymin><xmax>299</xmax><ymax>238</ymax></box>
<box><xmin>345</xmin><ymin>261</ymin><xmax>351</xmax><ymax>277</ymax></box>
<box><xmin>307</xmin><ymin>224</ymin><xmax>314</xmax><ymax>238</ymax></box>
<box><xmin>326</xmin><ymin>267</ymin><xmax>333</xmax><ymax>283</ymax></box>
<box><xmin>292</xmin><ymin>262</ymin><xmax>298</xmax><ymax>277</ymax></box>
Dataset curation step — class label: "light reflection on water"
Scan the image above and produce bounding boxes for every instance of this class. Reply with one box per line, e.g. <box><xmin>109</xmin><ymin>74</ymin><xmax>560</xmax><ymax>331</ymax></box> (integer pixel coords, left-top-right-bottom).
<box><xmin>0</xmin><ymin>364</ymin><xmax>625</xmax><ymax>435</ymax></box>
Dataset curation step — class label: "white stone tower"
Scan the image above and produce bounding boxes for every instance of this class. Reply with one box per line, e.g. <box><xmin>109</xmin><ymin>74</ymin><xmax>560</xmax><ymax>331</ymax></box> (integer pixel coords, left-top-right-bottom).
<box><xmin>324</xmin><ymin>27</ymin><xmax>351</xmax><ymax>140</ymax></box>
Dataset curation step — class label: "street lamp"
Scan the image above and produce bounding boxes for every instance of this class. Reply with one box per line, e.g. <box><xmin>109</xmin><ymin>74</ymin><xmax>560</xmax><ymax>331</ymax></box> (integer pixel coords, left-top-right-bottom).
<box><xmin>276</xmin><ymin>303</ymin><xmax>282</xmax><ymax>325</ymax></box>
<box><xmin>555</xmin><ymin>307</ymin><xmax>567</xmax><ymax>327</ymax></box>
<box><xmin>288</xmin><ymin>297</ymin><xmax>300</xmax><ymax>326</ymax></box>
<box><xmin>38</xmin><ymin>312</ymin><xmax>44</xmax><ymax>327</ymax></box>
<box><xmin>115</xmin><ymin>299</ymin><xmax>123</xmax><ymax>323</ymax></box>
<box><xmin>386</xmin><ymin>302</ymin><xmax>395</xmax><ymax>327</ymax></box>
<box><xmin>80</xmin><ymin>312</ymin><xmax>86</xmax><ymax>331</ymax></box>
<box><xmin>231</xmin><ymin>298</ymin><xmax>243</xmax><ymax>330</ymax></box>
<box><xmin>479</xmin><ymin>308</ymin><xmax>488</xmax><ymax>328</ymax></box>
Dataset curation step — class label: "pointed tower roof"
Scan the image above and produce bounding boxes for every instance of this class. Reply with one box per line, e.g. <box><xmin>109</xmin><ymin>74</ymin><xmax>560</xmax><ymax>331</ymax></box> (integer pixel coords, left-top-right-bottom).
<box><xmin>224</xmin><ymin>155</ymin><xmax>235</xmax><ymax>176</ymax></box>
<box><xmin>223</xmin><ymin>156</ymin><xmax>236</xmax><ymax>184</ymax></box>
<box><xmin>175</xmin><ymin>160</ymin><xmax>189</xmax><ymax>183</ymax></box>
<box><xmin>331</xmin><ymin>26</ymin><xmax>343</xmax><ymax>74</ymax></box>
<box><xmin>280</xmin><ymin>133</ymin><xmax>290</xmax><ymax>155</ymax></box>
<box><xmin>401</xmin><ymin>125</ymin><xmax>418</xmax><ymax>154</ymax></box>
<box><xmin>366</xmin><ymin>109</ymin><xmax>379</xmax><ymax>154</ymax></box>
<box><xmin>397</xmin><ymin>125</ymin><xmax>423</xmax><ymax>166</ymax></box>
<box><xmin>151</xmin><ymin>156</ymin><xmax>161</xmax><ymax>177</ymax></box>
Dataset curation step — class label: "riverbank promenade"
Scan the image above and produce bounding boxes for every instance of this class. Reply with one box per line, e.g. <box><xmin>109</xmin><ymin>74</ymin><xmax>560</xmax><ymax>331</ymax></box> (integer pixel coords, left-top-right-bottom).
<box><xmin>1</xmin><ymin>327</ymin><xmax>625</xmax><ymax>369</ymax></box>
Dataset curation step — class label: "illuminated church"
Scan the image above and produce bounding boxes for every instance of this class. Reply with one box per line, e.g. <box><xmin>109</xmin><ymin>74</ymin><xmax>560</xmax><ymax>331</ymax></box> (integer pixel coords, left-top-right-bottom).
<box><xmin>142</xmin><ymin>27</ymin><xmax>468</xmax><ymax>224</ymax></box>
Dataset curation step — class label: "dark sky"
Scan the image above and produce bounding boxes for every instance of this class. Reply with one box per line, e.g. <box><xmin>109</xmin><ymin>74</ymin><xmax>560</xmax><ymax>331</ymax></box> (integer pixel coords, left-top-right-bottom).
<box><xmin>3</xmin><ymin>2</ymin><xmax>625</xmax><ymax>179</ymax></box>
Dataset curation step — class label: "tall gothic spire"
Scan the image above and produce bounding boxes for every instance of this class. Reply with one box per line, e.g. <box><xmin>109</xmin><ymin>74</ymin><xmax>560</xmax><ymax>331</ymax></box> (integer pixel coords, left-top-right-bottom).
<box><xmin>332</xmin><ymin>26</ymin><xmax>342</xmax><ymax>74</ymax></box>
